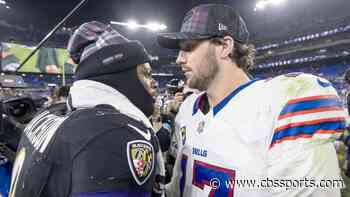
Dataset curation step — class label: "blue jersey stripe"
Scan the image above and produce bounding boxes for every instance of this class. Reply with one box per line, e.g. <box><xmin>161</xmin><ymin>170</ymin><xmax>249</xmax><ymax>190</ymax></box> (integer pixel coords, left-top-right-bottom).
<box><xmin>271</xmin><ymin>121</ymin><xmax>346</xmax><ymax>144</ymax></box>
<box><xmin>71</xmin><ymin>191</ymin><xmax>151</xmax><ymax>197</ymax></box>
<box><xmin>279</xmin><ymin>98</ymin><xmax>341</xmax><ymax>116</ymax></box>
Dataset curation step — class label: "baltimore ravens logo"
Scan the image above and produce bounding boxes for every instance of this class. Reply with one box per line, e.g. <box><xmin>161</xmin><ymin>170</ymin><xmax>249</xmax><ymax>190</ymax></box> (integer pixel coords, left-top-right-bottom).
<box><xmin>127</xmin><ymin>140</ymin><xmax>154</xmax><ymax>185</ymax></box>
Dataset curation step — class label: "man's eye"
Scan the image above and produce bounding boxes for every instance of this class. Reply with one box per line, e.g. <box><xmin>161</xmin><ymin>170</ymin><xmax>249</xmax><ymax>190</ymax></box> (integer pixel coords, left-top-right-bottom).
<box><xmin>182</xmin><ymin>43</ymin><xmax>195</xmax><ymax>52</ymax></box>
<box><xmin>182</xmin><ymin>45</ymin><xmax>192</xmax><ymax>52</ymax></box>
<box><xmin>180</xmin><ymin>41</ymin><xmax>199</xmax><ymax>52</ymax></box>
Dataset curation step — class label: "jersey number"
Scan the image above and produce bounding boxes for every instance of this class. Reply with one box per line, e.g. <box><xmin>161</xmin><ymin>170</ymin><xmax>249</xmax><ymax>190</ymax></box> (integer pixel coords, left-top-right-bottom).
<box><xmin>181</xmin><ymin>155</ymin><xmax>236</xmax><ymax>197</ymax></box>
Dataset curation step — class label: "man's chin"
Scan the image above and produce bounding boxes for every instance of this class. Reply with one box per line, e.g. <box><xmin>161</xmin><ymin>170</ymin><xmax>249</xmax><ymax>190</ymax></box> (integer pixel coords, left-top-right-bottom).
<box><xmin>187</xmin><ymin>79</ymin><xmax>197</xmax><ymax>89</ymax></box>
<box><xmin>188</xmin><ymin>82</ymin><xmax>206</xmax><ymax>91</ymax></box>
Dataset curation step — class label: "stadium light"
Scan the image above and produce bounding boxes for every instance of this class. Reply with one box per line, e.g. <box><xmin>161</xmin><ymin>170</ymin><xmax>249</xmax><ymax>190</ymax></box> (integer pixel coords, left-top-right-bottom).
<box><xmin>147</xmin><ymin>22</ymin><xmax>158</xmax><ymax>31</ymax></box>
<box><xmin>110</xmin><ymin>20</ymin><xmax>167</xmax><ymax>32</ymax></box>
<box><xmin>0</xmin><ymin>0</ymin><xmax>6</xmax><ymax>5</ymax></box>
<box><xmin>255</xmin><ymin>0</ymin><xmax>287</xmax><ymax>11</ymax></box>
<box><xmin>255</xmin><ymin>1</ymin><xmax>268</xmax><ymax>10</ymax></box>
<box><xmin>146</xmin><ymin>22</ymin><xmax>167</xmax><ymax>31</ymax></box>
<box><xmin>127</xmin><ymin>20</ymin><xmax>138</xmax><ymax>30</ymax></box>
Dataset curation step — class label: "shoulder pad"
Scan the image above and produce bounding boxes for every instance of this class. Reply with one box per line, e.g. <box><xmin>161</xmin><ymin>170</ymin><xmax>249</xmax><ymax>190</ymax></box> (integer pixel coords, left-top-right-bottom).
<box><xmin>267</xmin><ymin>73</ymin><xmax>337</xmax><ymax>98</ymax></box>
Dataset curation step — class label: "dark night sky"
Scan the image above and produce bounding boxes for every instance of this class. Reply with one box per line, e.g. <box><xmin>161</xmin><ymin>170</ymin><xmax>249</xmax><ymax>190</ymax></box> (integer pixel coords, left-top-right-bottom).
<box><xmin>4</xmin><ymin>0</ymin><xmax>235</xmax><ymax>31</ymax></box>
<box><xmin>3</xmin><ymin>0</ymin><xmax>346</xmax><ymax>29</ymax></box>
<box><xmin>1</xmin><ymin>0</ymin><xmax>350</xmax><ymax>46</ymax></box>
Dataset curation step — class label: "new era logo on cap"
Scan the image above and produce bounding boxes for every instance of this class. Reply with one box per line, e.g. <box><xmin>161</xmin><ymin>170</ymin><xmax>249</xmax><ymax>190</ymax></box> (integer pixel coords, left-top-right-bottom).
<box><xmin>218</xmin><ymin>23</ymin><xmax>228</xmax><ymax>31</ymax></box>
<box><xmin>157</xmin><ymin>4</ymin><xmax>249</xmax><ymax>49</ymax></box>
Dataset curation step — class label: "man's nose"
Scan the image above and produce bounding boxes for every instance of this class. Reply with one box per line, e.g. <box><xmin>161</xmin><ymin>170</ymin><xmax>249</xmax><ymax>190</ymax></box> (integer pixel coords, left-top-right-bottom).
<box><xmin>176</xmin><ymin>50</ymin><xmax>187</xmax><ymax>66</ymax></box>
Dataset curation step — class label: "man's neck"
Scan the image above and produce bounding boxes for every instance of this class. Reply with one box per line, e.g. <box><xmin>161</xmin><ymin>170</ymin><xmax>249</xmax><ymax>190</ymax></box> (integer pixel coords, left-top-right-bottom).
<box><xmin>206</xmin><ymin>66</ymin><xmax>250</xmax><ymax>108</ymax></box>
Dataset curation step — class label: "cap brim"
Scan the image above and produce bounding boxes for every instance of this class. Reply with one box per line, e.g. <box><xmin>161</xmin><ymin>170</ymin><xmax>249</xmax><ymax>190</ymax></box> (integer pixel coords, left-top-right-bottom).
<box><xmin>157</xmin><ymin>32</ymin><xmax>212</xmax><ymax>49</ymax></box>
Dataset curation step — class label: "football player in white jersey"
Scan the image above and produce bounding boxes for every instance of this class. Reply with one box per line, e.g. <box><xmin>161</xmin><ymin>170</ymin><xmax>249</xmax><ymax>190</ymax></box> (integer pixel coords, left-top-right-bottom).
<box><xmin>157</xmin><ymin>4</ymin><xmax>347</xmax><ymax>197</ymax></box>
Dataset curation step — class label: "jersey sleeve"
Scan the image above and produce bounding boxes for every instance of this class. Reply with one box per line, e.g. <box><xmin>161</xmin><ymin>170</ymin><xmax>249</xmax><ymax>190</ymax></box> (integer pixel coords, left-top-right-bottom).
<box><xmin>70</xmin><ymin>126</ymin><xmax>156</xmax><ymax>197</ymax></box>
<box><xmin>268</xmin><ymin>73</ymin><xmax>346</xmax><ymax>196</ymax></box>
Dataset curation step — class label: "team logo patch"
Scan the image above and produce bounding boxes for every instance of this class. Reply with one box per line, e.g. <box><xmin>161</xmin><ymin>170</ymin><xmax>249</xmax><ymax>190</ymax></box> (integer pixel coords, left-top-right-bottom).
<box><xmin>127</xmin><ymin>140</ymin><xmax>154</xmax><ymax>185</ymax></box>
<box><xmin>180</xmin><ymin>126</ymin><xmax>186</xmax><ymax>145</ymax></box>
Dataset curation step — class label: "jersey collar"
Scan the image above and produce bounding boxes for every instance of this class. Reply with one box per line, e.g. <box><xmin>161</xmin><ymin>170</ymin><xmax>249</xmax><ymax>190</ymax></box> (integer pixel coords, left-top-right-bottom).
<box><xmin>192</xmin><ymin>79</ymin><xmax>260</xmax><ymax>116</ymax></box>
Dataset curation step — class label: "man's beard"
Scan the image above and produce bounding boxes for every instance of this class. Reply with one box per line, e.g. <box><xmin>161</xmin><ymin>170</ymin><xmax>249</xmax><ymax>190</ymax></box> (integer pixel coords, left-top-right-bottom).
<box><xmin>187</xmin><ymin>46</ymin><xmax>219</xmax><ymax>91</ymax></box>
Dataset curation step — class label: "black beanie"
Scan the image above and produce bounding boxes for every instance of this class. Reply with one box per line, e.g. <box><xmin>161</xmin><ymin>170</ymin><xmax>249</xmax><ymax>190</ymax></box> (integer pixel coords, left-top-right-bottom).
<box><xmin>74</xmin><ymin>41</ymin><xmax>150</xmax><ymax>79</ymax></box>
<box><xmin>67</xmin><ymin>21</ymin><xmax>154</xmax><ymax>116</ymax></box>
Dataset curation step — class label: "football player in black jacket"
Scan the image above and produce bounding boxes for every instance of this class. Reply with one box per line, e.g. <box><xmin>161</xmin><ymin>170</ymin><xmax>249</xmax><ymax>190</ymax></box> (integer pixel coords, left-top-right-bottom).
<box><xmin>9</xmin><ymin>21</ymin><xmax>165</xmax><ymax>197</ymax></box>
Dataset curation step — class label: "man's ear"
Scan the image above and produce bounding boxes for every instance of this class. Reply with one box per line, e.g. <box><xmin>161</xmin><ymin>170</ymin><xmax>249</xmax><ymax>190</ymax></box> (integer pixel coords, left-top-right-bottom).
<box><xmin>218</xmin><ymin>36</ymin><xmax>234</xmax><ymax>59</ymax></box>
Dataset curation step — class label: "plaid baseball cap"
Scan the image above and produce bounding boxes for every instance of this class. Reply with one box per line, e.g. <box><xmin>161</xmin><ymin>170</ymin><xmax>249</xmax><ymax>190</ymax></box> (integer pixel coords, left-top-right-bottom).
<box><xmin>67</xmin><ymin>21</ymin><xmax>129</xmax><ymax>64</ymax></box>
<box><xmin>67</xmin><ymin>21</ymin><xmax>151</xmax><ymax>79</ymax></box>
<box><xmin>157</xmin><ymin>4</ymin><xmax>249</xmax><ymax>49</ymax></box>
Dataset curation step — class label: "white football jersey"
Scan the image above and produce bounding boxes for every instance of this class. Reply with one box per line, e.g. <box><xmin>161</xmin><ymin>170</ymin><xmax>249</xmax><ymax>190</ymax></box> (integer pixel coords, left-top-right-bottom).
<box><xmin>167</xmin><ymin>73</ymin><xmax>346</xmax><ymax>197</ymax></box>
